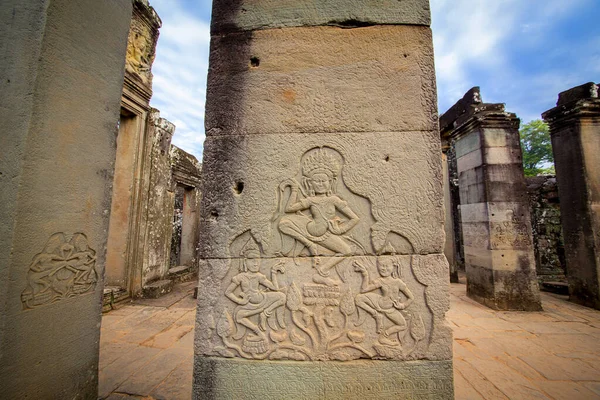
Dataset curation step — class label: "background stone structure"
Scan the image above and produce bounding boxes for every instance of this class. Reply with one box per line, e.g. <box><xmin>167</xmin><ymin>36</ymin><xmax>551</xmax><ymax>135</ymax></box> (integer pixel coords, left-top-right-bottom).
<box><xmin>543</xmin><ymin>82</ymin><xmax>600</xmax><ymax>310</ymax></box>
<box><xmin>0</xmin><ymin>0</ymin><xmax>131</xmax><ymax>397</ymax></box>
<box><xmin>194</xmin><ymin>1</ymin><xmax>453</xmax><ymax>398</ymax></box>
<box><xmin>103</xmin><ymin>0</ymin><xmax>202</xmax><ymax>303</ymax></box>
<box><xmin>440</xmin><ymin>87</ymin><xmax>542</xmax><ymax>311</ymax></box>
<box><xmin>526</xmin><ymin>176</ymin><xmax>566</xmax><ymax>283</ymax></box>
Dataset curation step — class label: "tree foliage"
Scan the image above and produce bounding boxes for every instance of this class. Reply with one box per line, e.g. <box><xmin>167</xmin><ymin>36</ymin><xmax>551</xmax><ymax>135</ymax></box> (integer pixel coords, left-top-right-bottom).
<box><xmin>520</xmin><ymin>119</ymin><xmax>554</xmax><ymax>176</ymax></box>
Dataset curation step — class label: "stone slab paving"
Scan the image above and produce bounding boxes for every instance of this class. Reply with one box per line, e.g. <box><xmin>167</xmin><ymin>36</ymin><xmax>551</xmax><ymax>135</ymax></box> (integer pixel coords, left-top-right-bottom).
<box><xmin>99</xmin><ymin>280</ymin><xmax>600</xmax><ymax>399</ymax></box>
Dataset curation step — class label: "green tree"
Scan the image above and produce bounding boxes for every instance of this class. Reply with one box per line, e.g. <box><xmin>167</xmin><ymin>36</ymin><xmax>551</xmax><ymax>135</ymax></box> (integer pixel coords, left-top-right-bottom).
<box><xmin>520</xmin><ymin>119</ymin><xmax>554</xmax><ymax>176</ymax></box>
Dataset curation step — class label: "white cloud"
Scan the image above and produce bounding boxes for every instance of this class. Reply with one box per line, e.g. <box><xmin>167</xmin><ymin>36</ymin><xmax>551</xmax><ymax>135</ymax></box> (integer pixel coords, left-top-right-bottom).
<box><xmin>149</xmin><ymin>0</ymin><xmax>210</xmax><ymax>160</ymax></box>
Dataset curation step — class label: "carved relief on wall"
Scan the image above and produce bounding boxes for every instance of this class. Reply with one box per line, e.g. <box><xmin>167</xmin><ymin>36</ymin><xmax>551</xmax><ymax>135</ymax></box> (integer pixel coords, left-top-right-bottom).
<box><xmin>125</xmin><ymin>20</ymin><xmax>155</xmax><ymax>85</ymax></box>
<box><xmin>209</xmin><ymin>229</ymin><xmax>431</xmax><ymax>362</ymax></box>
<box><xmin>197</xmin><ymin>145</ymin><xmax>447</xmax><ymax>361</ymax></box>
<box><xmin>21</xmin><ymin>233</ymin><xmax>98</xmax><ymax>309</ymax></box>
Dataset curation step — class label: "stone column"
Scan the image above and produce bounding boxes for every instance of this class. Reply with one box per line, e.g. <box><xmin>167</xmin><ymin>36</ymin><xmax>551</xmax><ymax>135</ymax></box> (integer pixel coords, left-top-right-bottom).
<box><xmin>194</xmin><ymin>1</ymin><xmax>453</xmax><ymax>399</ymax></box>
<box><xmin>543</xmin><ymin>82</ymin><xmax>600</xmax><ymax>309</ymax></box>
<box><xmin>0</xmin><ymin>0</ymin><xmax>131</xmax><ymax>397</ymax></box>
<box><xmin>440</xmin><ymin>88</ymin><xmax>542</xmax><ymax>311</ymax></box>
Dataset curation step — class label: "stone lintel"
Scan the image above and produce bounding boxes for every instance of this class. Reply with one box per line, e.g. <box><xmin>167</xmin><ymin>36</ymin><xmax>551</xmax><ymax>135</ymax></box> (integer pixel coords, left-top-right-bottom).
<box><xmin>170</xmin><ymin>146</ymin><xmax>202</xmax><ymax>188</ymax></box>
<box><xmin>123</xmin><ymin>74</ymin><xmax>153</xmax><ymax>107</ymax></box>
<box><xmin>210</xmin><ymin>0</ymin><xmax>431</xmax><ymax>35</ymax></box>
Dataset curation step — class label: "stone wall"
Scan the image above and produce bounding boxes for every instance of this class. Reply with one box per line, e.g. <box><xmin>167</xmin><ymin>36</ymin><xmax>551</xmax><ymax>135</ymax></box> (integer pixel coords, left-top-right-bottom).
<box><xmin>143</xmin><ymin>110</ymin><xmax>176</xmax><ymax>286</ymax></box>
<box><xmin>526</xmin><ymin>176</ymin><xmax>566</xmax><ymax>282</ymax></box>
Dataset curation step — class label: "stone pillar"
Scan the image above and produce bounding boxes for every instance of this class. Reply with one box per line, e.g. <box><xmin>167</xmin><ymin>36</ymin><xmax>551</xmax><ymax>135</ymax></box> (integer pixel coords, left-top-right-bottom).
<box><xmin>440</xmin><ymin>88</ymin><xmax>542</xmax><ymax>311</ymax></box>
<box><xmin>0</xmin><ymin>0</ymin><xmax>131</xmax><ymax>397</ymax></box>
<box><xmin>543</xmin><ymin>82</ymin><xmax>600</xmax><ymax>309</ymax></box>
<box><xmin>194</xmin><ymin>1</ymin><xmax>453</xmax><ymax>399</ymax></box>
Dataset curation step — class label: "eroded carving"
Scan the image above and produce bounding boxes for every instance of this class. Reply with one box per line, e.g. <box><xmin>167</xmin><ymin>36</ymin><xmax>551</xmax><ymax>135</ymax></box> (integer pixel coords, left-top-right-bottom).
<box><xmin>21</xmin><ymin>233</ymin><xmax>98</xmax><ymax>309</ymax></box>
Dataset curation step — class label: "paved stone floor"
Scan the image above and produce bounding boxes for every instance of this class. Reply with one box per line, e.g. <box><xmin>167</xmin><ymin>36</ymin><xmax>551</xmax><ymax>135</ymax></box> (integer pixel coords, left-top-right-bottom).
<box><xmin>99</xmin><ymin>279</ymin><xmax>600</xmax><ymax>399</ymax></box>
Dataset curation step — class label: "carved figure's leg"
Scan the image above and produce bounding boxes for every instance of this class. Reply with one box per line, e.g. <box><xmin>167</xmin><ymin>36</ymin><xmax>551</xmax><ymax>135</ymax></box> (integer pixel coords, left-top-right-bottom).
<box><xmin>355</xmin><ymin>293</ymin><xmax>384</xmax><ymax>333</ymax></box>
<box><xmin>279</xmin><ymin>217</ymin><xmax>319</xmax><ymax>255</ymax></box>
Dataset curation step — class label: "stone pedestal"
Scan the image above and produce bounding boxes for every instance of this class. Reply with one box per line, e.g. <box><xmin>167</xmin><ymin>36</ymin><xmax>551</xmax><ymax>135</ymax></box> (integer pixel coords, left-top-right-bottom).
<box><xmin>440</xmin><ymin>88</ymin><xmax>542</xmax><ymax>311</ymax></box>
<box><xmin>543</xmin><ymin>82</ymin><xmax>600</xmax><ymax>309</ymax></box>
<box><xmin>0</xmin><ymin>0</ymin><xmax>131</xmax><ymax>397</ymax></box>
<box><xmin>194</xmin><ymin>1</ymin><xmax>453</xmax><ymax>399</ymax></box>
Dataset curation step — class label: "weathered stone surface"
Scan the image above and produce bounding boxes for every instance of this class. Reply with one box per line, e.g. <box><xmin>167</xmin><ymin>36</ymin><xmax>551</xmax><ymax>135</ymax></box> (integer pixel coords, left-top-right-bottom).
<box><xmin>198</xmin><ymin>132</ymin><xmax>444</xmax><ymax>259</ymax></box>
<box><xmin>143</xmin><ymin>279</ymin><xmax>174</xmax><ymax>299</ymax></box>
<box><xmin>0</xmin><ymin>0</ymin><xmax>131</xmax><ymax>397</ymax></box>
<box><xmin>205</xmin><ymin>26</ymin><xmax>437</xmax><ymax>136</ymax></box>
<box><xmin>143</xmin><ymin>110</ymin><xmax>176</xmax><ymax>286</ymax></box>
<box><xmin>543</xmin><ymin>82</ymin><xmax>600</xmax><ymax>309</ymax></box>
<box><xmin>194</xmin><ymin>358</ymin><xmax>452</xmax><ymax>399</ymax></box>
<box><xmin>211</xmin><ymin>0</ymin><xmax>431</xmax><ymax>34</ymax></box>
<box><xmin>526</xmin><ymin>176</ymin><xmax>566</xmax><ymax>283</ymax></box>
<box><xmin>125</xmin><ymin>0</ymin><xmax>161</xmax><ymax>86</ymax></box>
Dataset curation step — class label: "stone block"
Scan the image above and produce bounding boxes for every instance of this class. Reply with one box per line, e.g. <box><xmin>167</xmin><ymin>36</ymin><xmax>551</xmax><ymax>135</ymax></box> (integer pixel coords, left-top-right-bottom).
<box><xmin>193</xmin><ymin>358</ymin><xmax>453</xmax><ymax>399</ymax></box>
<box><xmin>461</xmin><ymin>222</ymin><xmax>490</xmax><ymax>248</ymax></box>
<box><xmin>455</xmin><ymin>131</ymin><xmax>481</xmax><ymax>158</ymax></box>
<box><xmin>205</xmin><ymin>26</ymin><xmax>437</xmax><ymax>136</ymax></box>
<box><xmin>457</xmin><ymin>149</ymin><xmax>483</xmax><ymax>173</ymax></box>
<box><xmin>459</xmin><ymin>203</ymin><xmax>488</xmax><ymax>223</ymax></box>
<box><xmin>481</xmin><ymin>128</ymin><xmax>521</xmax><ymax>149</ymax></box>
<box><xmin>196</xmin><ymin>254</ymin><xmax>451</xmax><ymax>362</ymax></box>
<box><xmin>458</xmin><ymin>182</ymin><xmax>486</xmax><ymax>205</ymax></box>
<box><xmin>198</xmin><ymin>132</ymin><xmax>444</xmax><ymax>259</ymax></box>
<box><xmin>486</xmin><ymin>182</ymin><xmax>529</xmax><ymax>203</ymax></box>
<box><xmin>484</xmin><ymin>147</ymin><xmax>522</xmax><ymax>165</ymax></box>
<box><xmin>485</xmin><ymin>164</ymin><xmax>525</xmax><ymax>184</ymax></box>
<box><xmin>210</xmin><ymin>0</ymin><xmax>431</xmax><ymax>34</ymax></box>
<box><xmin>143</xmin><ymin>279</ymin><xmax>174</xmax><ymax>299</ymax></box>
<box><xmin>466</xmin><ymin>263</ymin><xmax>542</xmax><ymax>311</ymax></box>
<box><xmin>458</xmin><ymin>166</ymin><xmax>484</xmax><ymax>187</ymax></box>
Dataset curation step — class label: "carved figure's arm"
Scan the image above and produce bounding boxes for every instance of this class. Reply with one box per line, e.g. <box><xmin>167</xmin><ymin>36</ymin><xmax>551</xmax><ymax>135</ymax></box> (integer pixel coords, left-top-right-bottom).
<box><xmin>269</xmin><ymin>261</ymin><xmax>285</xmax><ymax>290</ymax></box>
<box><xmin>225</xmin><ymin>281</ymin><xmax>248</xmax><ymax>305</ymax></box>
<box><xmin>394</xmin><ymin>280</ymin><xmax>414</xmax><ymax>310</ymax></box>
<box><xmin>329</xmin><ymin>202</ymin><xmax>360</xmax><ymax>235</ymax></box>
<box><xmin>352</xmin><ymin>261</ymin><xmax>380</xmax><ymax>293</ymax></box>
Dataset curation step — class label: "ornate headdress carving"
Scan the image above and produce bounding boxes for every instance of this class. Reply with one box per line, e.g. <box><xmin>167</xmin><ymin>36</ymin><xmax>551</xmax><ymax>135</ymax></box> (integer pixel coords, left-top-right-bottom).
<box><xmin>240</xmin><ymin>236</ymin><xmax>260</xmax><ymax>259</ymax></box>
<box><xmin>302</xmin><ymin>148</ymin><xmax>341</xmax><ymax>179</ymax></box>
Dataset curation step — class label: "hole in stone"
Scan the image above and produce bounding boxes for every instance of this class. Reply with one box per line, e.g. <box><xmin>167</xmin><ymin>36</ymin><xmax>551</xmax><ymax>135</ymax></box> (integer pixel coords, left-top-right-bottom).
<box><xmin>501</xmin><ymin>254</ymin><xmax>505</xmax><ymax>257</ymax></box>
<box><xmin>210</xmin><ymin>209</ymin><xmax>219</xmax><ymax>219</ymax></box>
<box><xmin>235</xmin><ymin>181</ymin><xmax>244</xmax><ymax>194</ymax></box>
<box><xmin>384</xmin><ymin>155</ymin><xmax>390</xmax><ymax>162</ymax></box>
<box><xmin>403</xmin><ymin>53</ymin><xmax>408</xmax><ymax>58</ymax></box>
<box><xmin>250</xmin><ymin>56</ymin><xmax>260</xmax><ymax>67</ymax></box>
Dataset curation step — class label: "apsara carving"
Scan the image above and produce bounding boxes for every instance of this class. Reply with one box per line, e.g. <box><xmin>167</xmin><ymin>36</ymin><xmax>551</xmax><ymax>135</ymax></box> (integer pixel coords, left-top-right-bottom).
<box><xmin>21</xmin><ymin>233</ymin><xmax>98</xmax><ymax>309</ymax></box>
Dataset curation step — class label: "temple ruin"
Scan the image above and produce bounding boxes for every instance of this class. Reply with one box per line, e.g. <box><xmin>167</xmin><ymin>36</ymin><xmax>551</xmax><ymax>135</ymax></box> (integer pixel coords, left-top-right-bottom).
<box><xmin>1</xmin><ymin>0</ymin><xmax>599</xmax><ymax>398</ymax></box>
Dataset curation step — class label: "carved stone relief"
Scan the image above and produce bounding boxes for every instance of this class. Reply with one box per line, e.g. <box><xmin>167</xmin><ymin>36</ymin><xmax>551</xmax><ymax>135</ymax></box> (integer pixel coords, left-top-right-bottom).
<box><xmin>21</xmin><ymin>233</ymin><xmax>98</xmax><ymax>309</ymax></box>
<box><xmin>197</xmin><ymin>146</ymin><xmax>448</xmax><ymax>362</ymax></box>
<box><xmin>125</xmin><ymin>19</ymin><xmax>155</xmax><ymax>84</ymax></box>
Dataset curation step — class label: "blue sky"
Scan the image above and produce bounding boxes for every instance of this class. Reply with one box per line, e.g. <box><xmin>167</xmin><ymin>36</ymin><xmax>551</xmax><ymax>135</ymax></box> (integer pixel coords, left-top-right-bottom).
<box><xmin>149</xmin><ymin>0</ymin><xmax>600</xmax><ymax>160</ymax></box>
